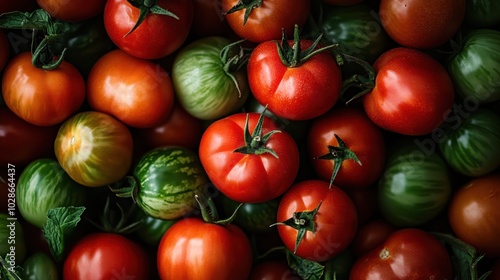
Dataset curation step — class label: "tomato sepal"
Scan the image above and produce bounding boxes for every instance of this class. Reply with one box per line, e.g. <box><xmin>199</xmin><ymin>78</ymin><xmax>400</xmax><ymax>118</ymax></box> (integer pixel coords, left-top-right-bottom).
<box><xmin>223</xmin><ymin>0</ymin><xmax>262</xmax><ymax>25</ymax></box>
<box><xmin>86</xmin><ymin>196</ymin><xmax>142</xmax><ymax>235</ymax></box>
<box><xmin>220</xmin><ymin>39</ymin><xmax>251</xmax><ymax>97</ymax></box>
<box><xmin>195</xmin><ymin>194</ymin><xmax>243</xmax><ymax>226</ymax></box>
<box><xmin>126</xmin><ymin>0</ymin><xmax>179</xmax><ymax>36</ymax></box>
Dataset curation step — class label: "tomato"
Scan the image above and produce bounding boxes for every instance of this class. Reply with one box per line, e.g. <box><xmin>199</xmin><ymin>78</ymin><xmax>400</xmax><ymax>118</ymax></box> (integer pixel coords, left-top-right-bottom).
<box><xmin>321</xmin><ymin>0</ymin><xmax>365</xmax><ymax>5</ymax></box>
<box><xmin>275</xmin><ymin>180</ymin><xmax>358</xmax><ymax>262</ymax></box>
<box><xmin>191</xmin><ymin>0</ymin><xmax>233</xmax><ymax>38</ymax></box>
<box><xmin>133</xmin><ymin>208</ymin><xmax>177</xmax><ymax>247</ymax></box>
<box><xmin>344</xmin><ymin>187</ymin><xmax>378</xmax><ymax>225</ymax></box>
<box><xmin>249</xmin><ymin>259</ymin><xmax>299</xmax><ymax>280</ymax></box>
<box><xmin>0</xmin><ymin>212</ymin><xmax>27</xmax><ymax>264</ymax></box>
<box><xmin>222</xmin><ymin>195</ymin><xmax>280</xmax><ymax>233</ymax></box>
<box><xmin>0</xmin><ymin>0</ymin><xmax>38</xmax><ymax>14</ymax></box>
<box><xmin>22</xmin><ymin>252</ymin><xmax>58</xmax><ymax>280</ymax></box>
<box><xmin>0</xmin><ymin>29</ymin><xmax>9</xmax><ymax>72</ymax></box>
<box><xmin>103</xmin><ymin>0</ymin><xmax>193</xmax><ymax>59</ymax></box>
<box><xmin>448</xmin><ymin>172</ymin><xmax>500</xmax><ymax>258</ymax></box>
<box><xmin>54</xmin><ymin>111</ymin><xmax>134</xmax><ymax>187</ymax></box>
<box><xmin>247</xmin><ymin>34</ymin><xmax>342</xmax><ymax>121</ymax></box>
<box><xmin>0</xmin><ymin>107</ymin><xmax>59</xmax><ymax>167</ymax></box>
<box><xmin>362</xmin><ymin>47</ymin><xmax>455</xmax><ymax>136</ymax></box>
<box><xmin>349</xmin><ymin>228</ymin><xmax>453</xmax><ymax>280</ymax></box>
<box><xmin>307</xmin><ymin>107</ymin><xmax>385</xmax><ymax>189</ymax></box>
<box><xmin>87</xmin><ymin>49</ymin><xmax>175</xmax><ymax>128</ymax></box>
<box><xmin>379</xmin><ymin>0</ymin><xmax>466</xmax><ymax>49</ymax></box>
<box><xmin>199</xmin><ymin>111</ymin><xmax>300</xmax><ymax>203</ymax></box>
<box><xmin>36</xmin><ymin>0</ymin><xmax>106</xmax><ymax>21</ymax></box>
<box><xmin>1</xmin><ymin>51</ymin><xmax>85</xmax><ymax>126</ymax></box>
<box><xmin>351</xmin><ymin>219</ymin><xmax>396</xmax><ymax>257</ymax></box>
<box><xmin>63</xmin><ymin>232</ymin><xmax>150</xmax><ymax>280</ymax></box>
<box><xmin>157</xmin><ymin>217</ymin><xmax>253</xmax><ymax>280</ymax></box>
<box><xmin>464</xmin><ymin>0</ymin><xmax>500</xmax><ymax>27</ymax></box>
<box><xmin>221</xmin><ymin>0</ymin><xmax>311</xmax><ymax>43</ymax></box>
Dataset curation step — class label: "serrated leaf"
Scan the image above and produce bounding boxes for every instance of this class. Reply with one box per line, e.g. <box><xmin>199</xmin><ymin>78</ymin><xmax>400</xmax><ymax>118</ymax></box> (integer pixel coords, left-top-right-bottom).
<box><xmin>0</xmin><ymin>9</ymin><xmax>51</xmax><ymax>31</ymax></box>
<box><xmin>0</xmin><ymin>256</ymin><xmax>23</xmax><ymax>280</ymax></box>
<box><xmin>286</xmin><ymin>250</ymin><xmax>324</xmax><ymax>280</ymax></box>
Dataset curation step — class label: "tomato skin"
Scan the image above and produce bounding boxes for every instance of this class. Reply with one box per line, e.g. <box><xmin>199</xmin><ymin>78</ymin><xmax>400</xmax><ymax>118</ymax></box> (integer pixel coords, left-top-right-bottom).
<box><xmin>63</xmin><ymin>233</ymin><xmax>150</xmax><ymax>280</ymax></box>
<box><xmin>87</xmin><ymin>49</ymin><xmax>175</xmax><ymax>128</ymax></box>
<box><xmin>221</xmin><ymin>0</ymin><xmax>311</xmax><ymax>43</ymax></box>
<box><xmin>191</xmin><ymin>0</ymin><xmax>233</xmax><ymax>38</ymax></box>
<box><xmin>351</xmin><ymin>219</ymin><xmax>396</xmax><ymax>257</ymax></box>
<box><xmin>448</xmin><ymin>172</ymin><xmax>500</xmax><ymax>258</ymax></box>
<box><xmin>249</xmin><ymin>260</ymin><xmax>299</xmax><ymax>280</ymax></box>
<box><xmin>103</xmin><ymin>0</ymin><xmax>193</xmax><ymax>59</ymax></box>
<box><xmin>379</xmin><ymin>0</ymin><xmax>466</xmax><ymax>49</ymax></box>
<box><xmin>276</xmin><ymin>180</ymin><xmax>358</xmax><ymax>262</ymax></box>
<box><xmin>362</xmin><ymin>47</ymin><xmax>455</xmax><ymax>136</ymax></box>
<box><xmin>349</xmin><ymin>228</ymin><xmax>453</xmax><ymax>280</ymax></box>
<box><xmin>307</xmin><ymin>107</ymin><xmax>385</xmax><ymax>189</ymax></box>
<box><xmin>248</xmin><ymin>40</ymin><xmax>341</xmax><ymax>121</ymax></box>
<box><xmin>0</xmin><ymin>29</ymin><xmax>9</xmax><ymax>72</ymax></box>
<box><xmin>157</xmin><ymin>217</ymin><xmax>253</xmax><ymax>280</ymax></box>
<box><xmin>2</xmin><ymin>52</ymin><xmax>85</xmax><ymax>126</ymax></box>
<box><xmin>36</xmin><ymin>0</ymin><xmax>106</xmax><ymax>21</ymax></box>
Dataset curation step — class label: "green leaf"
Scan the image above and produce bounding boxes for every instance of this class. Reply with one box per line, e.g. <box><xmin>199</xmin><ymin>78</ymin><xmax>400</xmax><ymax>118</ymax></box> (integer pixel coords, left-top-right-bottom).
<box><xmin>286</xmin><ymin>250</ymin><xmax>324</xmax><ymax>280</ymax></box>
<box><xmin>0</xmin><ymin>256</ymin><xmax>23</xmax><ymax>280</ymax></box>
<box><xmin>43</xmin><ymin>206</ymin><xmax>86</xmax><ymax>262</ymax></box>
<box><xmin>0</xmin><ymin>9</ymin><xmax>50</xmax><ymax>30</ymax></box>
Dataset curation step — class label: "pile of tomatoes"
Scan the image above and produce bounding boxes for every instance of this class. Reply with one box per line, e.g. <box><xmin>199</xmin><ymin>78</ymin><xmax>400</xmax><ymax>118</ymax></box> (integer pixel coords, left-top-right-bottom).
<box><xmin>1</xmin><ymin>0</ymin><xmax>500</xmax><ymax>279</ymax></box>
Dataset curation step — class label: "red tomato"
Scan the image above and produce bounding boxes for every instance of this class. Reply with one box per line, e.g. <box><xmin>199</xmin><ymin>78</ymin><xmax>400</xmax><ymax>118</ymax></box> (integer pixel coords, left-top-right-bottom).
<box><xmin>276</xmin><ymin>180</ymin><xmax>358</xmax><ymax>262</ymax></box>
<box><xmin>0</xmin><ymin>29</ymin><xmax>9</xmax><ymax>72</ymax></box>
<box><xmin>349</xmin><ymin>228</ymin><xmax>453</xmax><ymax>280</ymax></box>
<box><xmin>344</xmin><ymin>187</ymin><xmax>378</xmax><ymax>225</ymax></box>
<box><xmin>351</xmin><ymin>219</ymin><xmax>396</xmax><ymax>258</ymax></box>
<box><xmin>103</xmin><ymin>0</ymin><xmax>193</xmax><ymax>59</ymax></box>
<box><xmin>0</xmin><ymin>107</ymin><xmax>59</xmax><ymax>167</ymax></box>
<box><xmin>63</xmin><ymin>233</ymin><xmax>150</xmax><ymax>280</ymax></box>
<box><xmin>87</xmin><ymin>49</ymin><xmax>175</xmax><ymax>128</ymax></box>
<box><xmin>249</xmin><ymin>259</ymin><xmax>299</xmax><ymax>280</ymax></box>
<box><xmin>448</xmin><ymin>172</ymin><xmax>500</xmax><ymax>258</ymax></box>
<box><xmin>36</xmin><ymin>0</ymin><xmax>106</xmax><ymax>21</ymax></box>
<box><xmin>221</xmin><ymin>0</ymin><xmax>311</xmax><ymax>43</ymax></box>
<box><xmin>362</xmin><ymin>47</ymin><xmax>454</xmax><ymax>136</ymax></box>
<box><xmin>191</xmin><ymin>0</ymin><xmax>233</xmax><ymax>38</ymax></box>
<box><xmin>379</xmin><ymin>0</ymin><xmax>466</xmax><ymax>49</ymax></box>
<box><xmin>1</xmin><ymin>52</ymin><xmax>85</xmax><ymax>126</ymax></box>
<box><xmin>307</xmin><ymin>107</ymin><xmax>385</xmax><ymax>189</ymax></box>
<box><xmin>248</xmin><ymin>40</ymin><xmax>342</xmax><ymax>121</ymax></box>
<box><xmin>199</xmin><ymin>112</ymin><xmax>300</xmax><ymax>203</ymax></box>
<box><xmin>157</xmin><ymin>217</ymin><xmax>253</xmax><ymax>280</ymax></box>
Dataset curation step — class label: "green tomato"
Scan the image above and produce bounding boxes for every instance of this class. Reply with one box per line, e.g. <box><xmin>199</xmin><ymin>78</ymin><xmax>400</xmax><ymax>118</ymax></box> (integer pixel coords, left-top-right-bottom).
<box><xmin>464</xmin><ymin>0</ymin><xmax>500</xmax><ymax>27</ymax></box>
<box><xmin>447</xmin><ymin>29</ymin><xmax>500</xmax><ymax>104</ymax></box>
<box><xmin>0</xmin><ymin>213</ymin><xmax>26</xmax><ymax>264</ymax></box>
<box><xmin>21</xmin><ymin>252</ymin><xmax>58</xmax><ymax>280</ymax></box>
<box><xmin>134</xmin><ymin>209</ymin><xmax>177</xmax><ymax>246</ymax></box>
<box><xmin>172</xmin><ymin>36</ymin><xmax>249</xmax><ymax>120</ymax></box>
<box><xmin>221</xmin><ymin>195</ymin><xmax>279</xmax><ymax>233</ymax></box>
<box><xmin>378</xmin><ymin>141</ymin><xmax>452</xmax><ymax>227</ymax></box>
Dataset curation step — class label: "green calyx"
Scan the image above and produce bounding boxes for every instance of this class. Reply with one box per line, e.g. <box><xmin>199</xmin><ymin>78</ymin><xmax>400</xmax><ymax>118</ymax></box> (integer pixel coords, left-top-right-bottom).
<box><xmin>126</xmin><ymin>0</ymin><xmax>179</xmax><ymax>36</ymax></box>
<box><xmin>220</xmin><ymin>39</ymin><xmax>251</xmax><ymax>98</ymax></box>
<box><xmin>313</xmin><ymin>134</ymin><xmax>362</xmax><ymax>189</ymax></box>
<box><xmin>195</xmin><ymin>194</ymin><xmax>242</xmax><ymax>225</ymax></box>
<box><xmin>233</xmin><ymin>107</ymin><xmax>281</xmax><ymax>158</ymax></box>
<box><xmin>223</xmin><ymin>0</ymin><xmax>263</xmax><ymax>25</ymax></box>
<box><xmin>87</xmin><ymin>196</ymin><xmax>142</xmax><ymax>235</ymax></box>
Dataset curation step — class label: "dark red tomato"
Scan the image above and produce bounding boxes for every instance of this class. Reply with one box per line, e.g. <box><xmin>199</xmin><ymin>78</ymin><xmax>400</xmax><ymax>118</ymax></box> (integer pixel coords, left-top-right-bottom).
<box><xmin>307</xmin><ymin>107</ymin><xmax>385</xmax><ymax>189</ymax></box>
<box><xmin>0</xmin><ymin>29</ymin><xmax>9</xmax><ymax>72</ymax></box>
<box><xmin>87</xmin><ymin>49</ymin><xmax>175</xmax><ymax>128</ymax></box>
<box><xmin>351</xmin><ymin>219</ymin><xmax>396</xmax><ymax>258</ymax></box>
<box><xmin>64</xmin><ymin>233</ymin><xmax>150</xmax><ymax>280</ymax></box>
<box><xmin>448</xmin><ymin>172</ymin><xmax>500</xmax><ymax>258</ymax></box>
<box><xmin>379</xmin><ymin>0</ymin><xmax>466</xmax><ymax>49</ymax></box>
<box><xmin>344</xmin><ymin>187</ymin><xmax>378</xmax><ymax>225</ymax></box>
<box><xmin>248</xmin><ymin>40</ymin><xmax>342</xmax><ymax>121</ymax></box>
<box><xmin>349</xmin><ymin>228</ymin><xmax>453</xmax><ymax>280</ymax></box>
<box><xmin>362</xmin><ymin>47</ymin><xmax>455</xmax><ymax>136</ymax></box>
<box><xmin>0</xmin><ymin>0</ymin><xmax>38</xmax><ymax>14</ymax></box>
<box><xmin>2</xmin><ymin>51</ymin><xmax>85</xmax><ymax>126</ymax></box>
<box><xmin>157</xmin><ymin>217</ymin><xmax>253</xmax><ymax>280</ymax></box>
<box><xmin>104</xmin><ymin>0</ymin><xmax>193</xmax><ymax>59</ymax></box>
<box><xmin>276</xmin><ymin>180</ymin><xmax>358</xmax><ymax>262</ymax></box>
<box><xmin>191</xmin><ymin>0</ymin><xmax>233</xmax><ymax>38</ymax></box>
<box><xmin>221</xmin><ymin>0</ymin><xmax>311</xmax><ymax>43</ymax></box>
<box><xmin>199</xmin><ymin>112</ymin><xmax>300</xmax><ymax>203</ymax></box>
<box><xmin>136</xmin><ymin>101</ymin><xmax>203</xmax><ymax>151</ymax></box>
<box><xmin>36</xmin><ymin>0</ymin><xmax>106</xmax><ymax>21</ymax></box>
<box><xmin>249</xmin><ymin>259</ymin><xmax>299</xmax><ymax>280</ymax></box>
<box><xmin>322</xmin><ymin>0</ymin><xmax>365</xmax><ymax>5</ymax></box>
<box><xmin>0</xmin><ymin>107</ymin><xmax>59</xmax><ymax>167</ymax></box>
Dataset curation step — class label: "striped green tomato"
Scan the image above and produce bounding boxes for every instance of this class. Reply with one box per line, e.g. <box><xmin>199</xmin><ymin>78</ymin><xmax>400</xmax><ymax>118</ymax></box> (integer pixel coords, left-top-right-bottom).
<box><xmin>0</xmin><ymin>212</ymin><xmax>26</xmax><ymax>264</ymax></box>
<box><xmin>16</xmin><ymin>158</ymin><xmax>87</xmax><ymax>228</ymax></box>
<box><xmin>132</xmin><ymin>146</ymin><xmax>209</xmax><ymax>220</ymax></box>
<box><xmin>172</xmin><ymin>36</ymin><xmax>249</xmax><ymax>120</ymax></box>
<box><xmin>377</xmin><ymin>141</ymin><xmax>452</xmax><ymax>227</ymax></box>
<box><xmin>438</xmin><ymin>108</ymin><xmax>500</xmax><ymax>177</ymax></box>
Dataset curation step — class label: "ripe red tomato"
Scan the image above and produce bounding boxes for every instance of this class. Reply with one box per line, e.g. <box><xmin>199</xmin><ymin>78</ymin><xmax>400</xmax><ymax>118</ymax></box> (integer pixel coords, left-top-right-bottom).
<box><xmin>0</xmin><ymin>29</ymin><xmax>9</xmax><ymax>72</ymax></box>
<box><xmin>307</xmin><ymin>107</ymin><xmax>385</xmax><ymax>189</ymax></box>
<box><xmin>221</xmin><ymin>0</ymin><xmax>311</xmax><ymax>43</ymax></box>
<box><xmin>36</xmin><ymin>0</ymin><xmax>106</xmax><ymax>21</ymax></box>
<box><xmin>157</xmin><ymin>217</ymin><xmax>253</xmax><ymax>280</ymax></box>
<box><xmin>362</xmin><ymin>47</ymin><xmax>455</xmax><ymax>135</ymax></box>
<box><xmin>103</xmin><ymin>0</ymin><xmax>193</xmax><ymax>59</ymax></box>
<box><xmin>351</xmin><ymin>219</ymin><xmax>396</xmax><ymax>258</ymax></box>
<box><xmin>379</xmin><ymin>0</ymin><xmax>466</xmax><ymax>49</ymax></box>
<box><xmin>448</xmin><ymin>172</ymin><xmax>500</xmax><ymax>258</ymax></box>
<box><xmin>2</xmin><ymin>52</ymin><xmax>85</xmax><ymax>126</ymax></box>
<box><xmin>345</xmin><ymin>187</ymin><xmax>378</xmax><ymax>225</ymax></box>
<box><xmin>63</xmin><ymin>233</ymin><xmax>150</xmax><ymax>280</ymax></box>
<box><xmin>191</xmin><ymin>0</ymin><xmax>233</xmax><ymax>38</ymax></box>
<box><xmin>276</xmin><ymin>180</ymin><xmax>358</xmax><ymax>262</ymax></box>
<box><xmin>87</xmin><ymin>49</ymin><xmax>175</xmax><ymax>128</ymax></box>
<box><xmin>249</xmin><ymin>259</ymin><xmax>299</xmax><ymax>280</ymax></box>
<box><xmin>350</xmin><ymin>228</ymin><xmax>453</xmax><ymax>280</ymax></box>
<box><xmin>199</xmin><ymin>112</ymin><xmax>300</xmax><ymax>203</ymax></box>
<box><xmin>248</xmin><ymin>39</ymin><xmax>341</xmax><ymax>121</ymax></box>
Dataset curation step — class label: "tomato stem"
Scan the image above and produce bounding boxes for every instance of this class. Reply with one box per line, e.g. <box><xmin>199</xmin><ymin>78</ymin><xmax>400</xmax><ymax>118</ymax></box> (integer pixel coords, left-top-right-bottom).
<box><xmin>195</xmin><ymin>194</ymin><xmax>242</xmax><ymax>225</ymax></box>
<box><xmin>223</xmin><ymin>0</ymin><xmax>263</xmax><ymax>25</ymax></box>
<box><xmin>220</xmin><ymin>39</ymin><xmax>251</xmax><ymax>98</ymax></box>
<box><xmin>126</xmin><ymin>0</ymin><xmax>179</xmax><ymax>37</ymax></box>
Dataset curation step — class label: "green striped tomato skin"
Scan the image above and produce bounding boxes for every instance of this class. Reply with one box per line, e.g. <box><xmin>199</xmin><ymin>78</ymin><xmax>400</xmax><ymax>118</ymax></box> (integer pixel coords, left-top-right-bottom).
<box><xmin>378</xmin><ymin>143</ymin><xmax>451</xmax><ymax>227</ymax></box>
<box><xmin>0</xmin><ymin>213</ymin><xmax>26</xmax><ymax>263</ymax></box>
<box><xmin>439</xmin><ymin>108</ymin><xmax>500</xmax><ymax>177</ymax></box>
<box><xmin>464</xmin><ymin>0</ymin><xmax>500</xmax><ymax>27</ymax></box>
<box><xmin>16</xmin><ymin>158</ymin><xmax>87</xmax><ymax>228</ymax></box>
<box><xmin>172</xmin><ymin>36</ymin><xmax>249</xmax><ymax>120</ymax></box>
<box><xmin>134</xmin><ymin>146</ymin><xmax>209</xmax><ymax>220</ymax></box>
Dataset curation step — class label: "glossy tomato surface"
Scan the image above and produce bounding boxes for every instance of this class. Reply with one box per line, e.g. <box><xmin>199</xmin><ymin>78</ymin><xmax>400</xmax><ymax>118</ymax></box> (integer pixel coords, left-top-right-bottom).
<box><xmin>36</xmin><ymin>0</ymin><xmax>106</xmax><ymax>21</ymax></box>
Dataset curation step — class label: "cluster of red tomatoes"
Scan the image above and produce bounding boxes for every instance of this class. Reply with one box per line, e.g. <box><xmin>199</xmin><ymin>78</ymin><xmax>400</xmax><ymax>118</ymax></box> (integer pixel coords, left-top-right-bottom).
<box><xmin>1</xmin><ymin>0</ymin><xmax>500</xmax><ymax>279</ymax></box>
